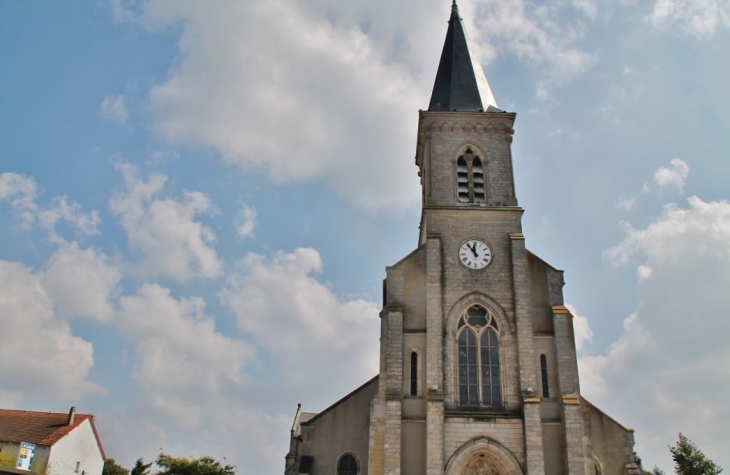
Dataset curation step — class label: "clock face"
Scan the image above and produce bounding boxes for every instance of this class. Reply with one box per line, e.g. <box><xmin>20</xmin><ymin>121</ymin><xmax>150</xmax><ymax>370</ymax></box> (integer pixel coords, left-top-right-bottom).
<box><xmin>459</xmin><ymin>239</ymin><xmax>492</xmax><ymax>269</ymax></box>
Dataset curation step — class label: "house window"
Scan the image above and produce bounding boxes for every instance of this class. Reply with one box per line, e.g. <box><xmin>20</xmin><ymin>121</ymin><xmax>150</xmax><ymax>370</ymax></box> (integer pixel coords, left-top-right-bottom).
<box><xmin>337</xmin><ymin>454</ymin><xmax>358</xmax><ymax>475</ymax></box>
<box><xmin>540</xmin><ymin>354</ymin><xmax>550</xmax><ymax>398</ymax></box>
<box><xmin>455</xmin><ymin>149</ymin><xmax>486</xmax><ymax>204</ymax></box>
<box><xmin>457</xmin><ymin>305</ymin><xmax>501</xmax><ymax>406</ymax></box>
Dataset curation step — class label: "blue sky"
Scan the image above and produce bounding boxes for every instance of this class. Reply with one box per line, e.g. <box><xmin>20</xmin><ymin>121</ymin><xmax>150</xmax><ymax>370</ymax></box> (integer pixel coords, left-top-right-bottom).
<box><xmin>1</xmin><ymin>0</ymin><xmax>729</xmax><ymax>472</ymax></box>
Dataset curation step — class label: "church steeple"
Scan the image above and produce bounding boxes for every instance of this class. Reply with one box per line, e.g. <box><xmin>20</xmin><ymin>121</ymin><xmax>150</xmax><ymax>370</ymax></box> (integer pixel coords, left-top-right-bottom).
<box><xmin>428</xmin><ymin>1</ymin><xmax>499</xmax><ymax>112</ymax></box>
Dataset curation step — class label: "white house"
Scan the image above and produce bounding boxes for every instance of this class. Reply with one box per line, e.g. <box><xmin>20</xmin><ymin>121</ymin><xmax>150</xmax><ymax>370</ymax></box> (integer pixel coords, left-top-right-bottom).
<box><xmin>0</xmin><ymin>407</ymin><xmax>105</xmax><ymax>475</ymax></box>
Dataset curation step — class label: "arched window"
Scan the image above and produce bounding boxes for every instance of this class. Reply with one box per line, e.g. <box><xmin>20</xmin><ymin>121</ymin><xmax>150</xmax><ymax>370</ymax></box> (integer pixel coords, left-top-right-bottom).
<box><xmin>540</xmin><ymin>354</ymin><xmax>550</xmax><ymax>398</ymax></box>
<box><xmin>457</xmin><ymin>305</ymin><xmax>501</xmax><ymax>406</ymax></box>
<box><xmin>338</xmin><ymin>454</ymin><xmax>358</xmax><ymax>475</ymax></box>
<box><xmin>410</xmin><ymin>352</ymin><xmax>418</xmax><ymax>396</ymax></box>
<box><xmin>455</xmin><ymin>149</ymin><xmax>487</xmax><ymax>204</ymax></box>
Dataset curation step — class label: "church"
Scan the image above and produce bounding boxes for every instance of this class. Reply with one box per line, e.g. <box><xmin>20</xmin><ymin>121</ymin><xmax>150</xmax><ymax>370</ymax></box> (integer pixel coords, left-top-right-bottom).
<box><xmin>285</xmin><ymin>3</ymin><xmax>640</xmax><ymax>474</ymax></box>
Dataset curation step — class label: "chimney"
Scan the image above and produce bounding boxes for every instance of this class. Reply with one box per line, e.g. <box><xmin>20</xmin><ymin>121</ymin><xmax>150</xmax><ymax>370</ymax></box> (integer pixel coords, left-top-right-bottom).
<box><xmin>68</xmin><ymin>406</ymin><xmax>76</xmax><ymax>426</ymax></box>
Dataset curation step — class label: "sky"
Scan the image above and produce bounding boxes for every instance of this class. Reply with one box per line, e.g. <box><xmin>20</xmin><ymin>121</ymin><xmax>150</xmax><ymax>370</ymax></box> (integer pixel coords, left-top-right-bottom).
<box><xmin>1</xmin><ymin>0</ymin><xmax>729</xmax><ymax>473</ymax></box>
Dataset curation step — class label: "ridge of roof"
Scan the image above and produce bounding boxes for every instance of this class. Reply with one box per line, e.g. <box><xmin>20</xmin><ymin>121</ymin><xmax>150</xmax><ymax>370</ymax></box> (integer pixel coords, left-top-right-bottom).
<box><xmin>428</xmin><ymin>1</ymin><xmax>498</xmax><ymax>112</ymax></box>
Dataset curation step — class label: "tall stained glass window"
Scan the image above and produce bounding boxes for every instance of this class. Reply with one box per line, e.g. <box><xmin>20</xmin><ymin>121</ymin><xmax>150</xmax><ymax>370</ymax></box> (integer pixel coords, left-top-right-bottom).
<box><xmin>457</xmin><ymin>305</ymin><xmax>502</xmax><ymax>406</ymax></box>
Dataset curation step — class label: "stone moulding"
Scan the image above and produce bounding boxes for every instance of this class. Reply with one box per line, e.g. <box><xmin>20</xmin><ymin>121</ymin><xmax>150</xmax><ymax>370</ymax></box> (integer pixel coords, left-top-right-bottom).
<box><xmin>425</xmin><ymin>121</ymin><xmax>514</xmax><ymax>134</ymax></box>
<box><xmin>444</xmin><ymin>436</ymin><xmax>525</xmax><ymax>475</ymax></box>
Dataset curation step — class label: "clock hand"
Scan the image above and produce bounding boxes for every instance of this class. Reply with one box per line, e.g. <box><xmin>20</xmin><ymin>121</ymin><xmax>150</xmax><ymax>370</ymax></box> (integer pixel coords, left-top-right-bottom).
<box><xmin>468</xmin><ymin>242</ymin><xmax>478</xmax><ymax>257</ymax></box>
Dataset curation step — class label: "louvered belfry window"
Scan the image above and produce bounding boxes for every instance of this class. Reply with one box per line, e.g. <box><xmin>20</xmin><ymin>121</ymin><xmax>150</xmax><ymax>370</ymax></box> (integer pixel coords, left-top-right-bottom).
<box><xmin>456</xmin><ymin>148</ymin><xmax>486</xmax><ymax>203</ymax></box>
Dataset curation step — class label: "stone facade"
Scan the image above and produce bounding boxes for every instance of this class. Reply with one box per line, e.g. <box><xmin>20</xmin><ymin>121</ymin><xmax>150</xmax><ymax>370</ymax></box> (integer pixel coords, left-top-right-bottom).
<box><xmin>285</xmin><ymin>4</ymin><xmax>639</xmax><ymax>475</ymax></box>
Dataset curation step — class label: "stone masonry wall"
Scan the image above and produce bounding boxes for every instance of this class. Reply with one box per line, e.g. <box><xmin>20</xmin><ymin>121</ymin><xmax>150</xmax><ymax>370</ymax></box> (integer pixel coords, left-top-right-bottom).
<box><xmin>443</xmin><ymin>418</ymin><xmax>525</xmax><ymax>468</ymax></box>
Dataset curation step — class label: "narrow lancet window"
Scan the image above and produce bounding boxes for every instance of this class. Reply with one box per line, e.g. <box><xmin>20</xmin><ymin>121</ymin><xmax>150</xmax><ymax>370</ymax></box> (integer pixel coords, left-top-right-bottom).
<box><xmin>540</xmin><ymin>354</ymin><xmax>549</xmax><ymax>398</ymax></box>
<box><xmin>410</xmin><ymin>352</ymin><xmax>418</xmax><ymax>396</ymax></box>
<box><xmin>480</xmin><ymin>328</ymin><xmax>501</xmax><ymax>405</ymax></box>
<box><xmin>458</xmin><ymin>330</ymin><xmax>478</xmax><ymax>405</ymax></box>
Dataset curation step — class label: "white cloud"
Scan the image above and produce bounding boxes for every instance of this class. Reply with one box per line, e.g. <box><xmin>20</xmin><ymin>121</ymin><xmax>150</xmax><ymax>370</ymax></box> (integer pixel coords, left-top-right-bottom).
<box><xmin>118</xmin><ymin>283</ymin><xmax>254</xmax><ymax>427</ymax></box>
<box><xmin>571</xmin><ymin>0</ymin><xmax>599</xmax><ymax>19</ymax></box>
<box><xmin>649</xmin><ymin>0</ymin><xmax>730</xmax><ymax>38</ymax></box>
<box><xmin>42</xmin><ymin>241</ymin><xmax>121</xmax><ymax>322</ymax></box>
<box><xmin>37</xmin><ymin>196</ymin><xmax>101</xmax><ymax>241</ymax></box>
<box><xmin>115</xmin><ymin>0</ymin><xmax>423</xmax><ymax>210</ymax></box>
<box><xmin>98</xmin><ymin>406</ymin><xmax>289</xmax><ymax>475</ymax></box>
<box><xmin>219</xmin><ymin>248</ymin><xmax>380</xmax><ymax>390</ymax></box>
<box><xmin>0</xmin><ymin>173</ymin><xmax>100</xmax><ymax>241</ymax></box>
<box><xmin>616</xmin><ymin>197</ymin><xmax>637</xmax><ymax>211</ymax></box>
<box><xmin>654</xmin><ymin>157</ymin><xmax>690</xmax><ymax>192</ymax></box>
<box><xmin>636</xmin><ymin>264</ymin><xmax>653</xmax><ymax>280</ymax></box>
<box><xmin>235</xmin><ymin>204</ymin><xmax>257</xmax><ymax>239</ymax></box>
<box><xmin>566</xmin><ymin>303</ymin><xmax>594</xmax><ymax>351</ymax></box>
<box><xmin>0</xmin><ymin>172</ymin><xmax>38</xmax><ymax>228</ymax></box>
<box><xmin>103</xmin><ymin>280</ymin><xmax>292</xmax><ymax>474</ymax></box>
<box><xmin>473</xmin><ymin>0</ymin><xmax>595</xmax><ymax>98</ymax></box>
<box><xmin>0</xmin><ymin>260</ymin><xmax>101</xmax><ymax>401</ymax></box>
<box><xmin>100</xmin><ymin>95</ymin><xmax>129</xmax><ymax>124</ymax></box>
<box><xmin>584</xmin><ymin>195</ymin><xmax>730</xmax><ymax>468</ymax></box>
<box><xmin>96</xmin><ymin>416</ymin><xmax>171</xmax><ymax>469</ymax></box>
<box><xmin>110</xmin><ymin>163</ymin><xmax>222</xmax><ymax>282</ymax></box>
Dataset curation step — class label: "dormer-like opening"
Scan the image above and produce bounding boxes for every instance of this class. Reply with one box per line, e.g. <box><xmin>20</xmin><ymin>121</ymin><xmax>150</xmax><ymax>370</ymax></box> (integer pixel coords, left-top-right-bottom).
<box><xmin>455</xmin><ymin>148</ymin><xmax>487</xmax><ymax>204</ymax></box>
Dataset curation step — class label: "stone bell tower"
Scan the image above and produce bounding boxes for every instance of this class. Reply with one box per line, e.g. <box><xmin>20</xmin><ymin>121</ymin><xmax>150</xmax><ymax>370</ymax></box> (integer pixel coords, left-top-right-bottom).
<box><xmin>286</xmin><ymin>3</ymin><xmax>640</xmax><ymax>474</ymax></box>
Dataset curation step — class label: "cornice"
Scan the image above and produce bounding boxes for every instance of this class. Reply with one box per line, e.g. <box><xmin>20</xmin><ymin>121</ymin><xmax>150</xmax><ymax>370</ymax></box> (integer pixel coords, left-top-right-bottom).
<box><xmin>418</xmin><ymin>110</ymin><xmax>515</xmax><ymax>135</ymax></box>
<box><xmin>420</xmin><ymin>120</ymin><xmax>514</xmax><ymax>135</ymax></box>
<box><xmin>422</xmin><ymin>205</ymin><xmax>524</xmax><ymax>214</ymax></box>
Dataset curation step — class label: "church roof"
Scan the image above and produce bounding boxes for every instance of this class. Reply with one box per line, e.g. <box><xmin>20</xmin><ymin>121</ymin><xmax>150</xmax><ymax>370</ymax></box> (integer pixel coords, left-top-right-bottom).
<box><xmin>428</xmin><ymin>1</ymin><xmax>499</xmax><ymax>112</ymax></box>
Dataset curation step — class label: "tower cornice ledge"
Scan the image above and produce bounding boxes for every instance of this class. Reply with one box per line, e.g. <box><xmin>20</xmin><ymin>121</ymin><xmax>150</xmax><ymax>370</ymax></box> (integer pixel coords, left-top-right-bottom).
<box><xmin>418</xmin><ymin>111</ymin><xmax>516</xmax><ymax>135</ymax></box>
<box><xmin>422</xmin><ymin>205</ymin><xmax>524</xmax><ymax>214</ymax></box>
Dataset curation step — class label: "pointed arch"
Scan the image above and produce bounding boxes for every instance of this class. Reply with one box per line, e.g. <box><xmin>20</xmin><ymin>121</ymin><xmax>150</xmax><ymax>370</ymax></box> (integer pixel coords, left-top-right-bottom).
<box><xmin>444</xmin><ymin>437</ymin><xmax>524</xmax><ymax>475</ymax></box>
<box><xmin>337</xmin><ymin>452</ymin><xmax>359</xmax><ymax>475</ymax></box>
<box><xmin>453</xmin><ymin>143</ymin><xmax>489</xmax><ymax>204</ymax></box>
<box><xmin>446</xmin><ymin>292</ymin><xmax>512</xmax><ymax>335</ymax></box>
<box><xmin>445</xmin><ymin>292</ymin><xmax>513</xmax><ymax>407</ymax></box>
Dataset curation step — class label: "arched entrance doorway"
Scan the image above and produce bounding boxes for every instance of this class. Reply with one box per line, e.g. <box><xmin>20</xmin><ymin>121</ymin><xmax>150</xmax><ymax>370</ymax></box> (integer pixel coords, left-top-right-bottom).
<box><xmin>444</xmin><ymin>437</ymin><xmax>524</xmax><ymax>475</ymax></box>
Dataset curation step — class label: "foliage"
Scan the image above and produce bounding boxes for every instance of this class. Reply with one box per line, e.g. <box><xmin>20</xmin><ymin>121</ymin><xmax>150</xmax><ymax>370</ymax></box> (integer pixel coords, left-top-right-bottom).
<box><xmin>103</xmin><ymin>459</ymin><xmax>130</xmax><ymax>475</ymax></box>
<box><xmin>155</xmin><ymin>454</ymin><xmax>235</xmax><ymax>475</ymax></box>
<box><xmin>131</xmin><ymin>458</ymin><xmax>153</xmax><ymax>475</ymax></box>
<box><xmin>670</xmin><ymin>433</ymin><xmax>723</xmax><ymax>475</ymax></box>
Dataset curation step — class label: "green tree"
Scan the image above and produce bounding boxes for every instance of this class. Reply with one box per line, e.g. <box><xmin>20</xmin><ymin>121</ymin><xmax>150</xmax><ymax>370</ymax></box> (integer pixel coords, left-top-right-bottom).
<box><xmin>130</xmin><ymin>458</ymin><xmax>153</xmax><ymax>475</ymax></box>
<box><xmin>102</xmin><ymin>459</ymin><xmax>130</xmax><ymax>475</ymax></box>
<box><xmin>670</xmin><ymin>433</ymin><xmax>723</xmax><ymax>475</ymax></box>
<box><xmin>155</xmin><ymin>454</ymin><xmax>235</xmax><ymax>475</ymax></box>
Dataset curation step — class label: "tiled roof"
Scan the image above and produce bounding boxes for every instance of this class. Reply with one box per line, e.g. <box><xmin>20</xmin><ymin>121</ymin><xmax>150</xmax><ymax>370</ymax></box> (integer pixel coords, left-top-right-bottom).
<box><xmin>0</xmin><ymin>409</ymin><xmax>102</xmax><ymax>455</ymax></box>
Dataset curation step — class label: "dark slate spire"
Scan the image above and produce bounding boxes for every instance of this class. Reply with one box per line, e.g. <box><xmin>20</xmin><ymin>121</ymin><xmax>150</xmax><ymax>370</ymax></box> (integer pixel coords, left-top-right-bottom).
<box><xmin>428</xmin><ymin>1</ymin><xmax>499</xmax><ymax>112</ymax></box>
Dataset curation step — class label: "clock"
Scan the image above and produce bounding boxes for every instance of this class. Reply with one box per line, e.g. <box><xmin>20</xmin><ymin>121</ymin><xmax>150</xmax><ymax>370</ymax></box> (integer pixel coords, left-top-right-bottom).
<box><xmin>459</xmin><ymin>239</ymin><xmax>492</xmax><ymax>269</ymax></box>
